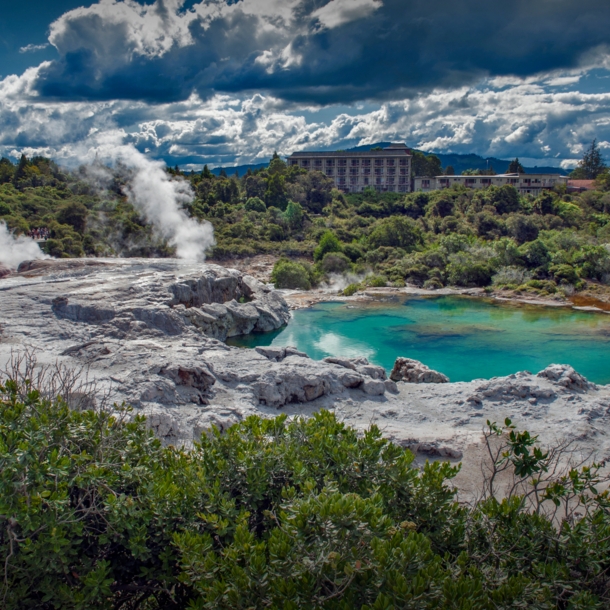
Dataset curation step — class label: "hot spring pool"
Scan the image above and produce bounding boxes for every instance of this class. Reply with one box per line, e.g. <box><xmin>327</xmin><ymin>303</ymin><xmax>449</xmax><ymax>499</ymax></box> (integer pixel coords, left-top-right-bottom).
<box><xmin>227</xmin><ymin>296</ymin><xmax>610</xmax><ymax>384</ymax></box>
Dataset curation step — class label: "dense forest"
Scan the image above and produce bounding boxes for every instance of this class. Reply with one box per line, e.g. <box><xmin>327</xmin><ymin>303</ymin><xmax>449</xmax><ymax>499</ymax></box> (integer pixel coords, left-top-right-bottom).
<box><xmin>2</xmin><ymin>378</ymin><xmax>610</xmax><ymax>609</ymax></box>
<box><xmin>1</xmin><ymin>147</ymin><xmax>610</xmax><ymax>300</ymax></box>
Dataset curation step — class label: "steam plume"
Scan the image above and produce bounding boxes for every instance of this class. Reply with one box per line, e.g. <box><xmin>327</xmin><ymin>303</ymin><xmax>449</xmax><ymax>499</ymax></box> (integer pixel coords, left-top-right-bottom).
<box><xmin>0</xmin><ymin>222</ymin><xmax>48</xmax><ymax>269</ymax></box>
<box><xmin>86</xmin><ymin>142</ymin><xmax>215</xmax><ymax>261</ymax></box>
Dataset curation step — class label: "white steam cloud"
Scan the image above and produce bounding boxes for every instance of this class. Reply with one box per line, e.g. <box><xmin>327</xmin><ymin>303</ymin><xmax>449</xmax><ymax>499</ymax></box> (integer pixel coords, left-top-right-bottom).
<box><xmin>85</xmin><ymin>142</ymin><xmax>215</xmax><ymax>260</ymax></box>
<box><xmin>0</xmin><ymin>222</ymin><xmax>49</xmax><ymax>269</ymax></box>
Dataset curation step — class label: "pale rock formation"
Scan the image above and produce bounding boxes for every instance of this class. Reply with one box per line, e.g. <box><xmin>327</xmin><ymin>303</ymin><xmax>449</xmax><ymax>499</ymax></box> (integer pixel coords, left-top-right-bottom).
<box><xmin>390</xmin><ymin>357</ymin><xmax>450</xmax><ymax>384</ymax></box>
<box><xmin>2</xmin><ymin>257</ymin><xmax>610</xmax><ymax>481</ymax></box>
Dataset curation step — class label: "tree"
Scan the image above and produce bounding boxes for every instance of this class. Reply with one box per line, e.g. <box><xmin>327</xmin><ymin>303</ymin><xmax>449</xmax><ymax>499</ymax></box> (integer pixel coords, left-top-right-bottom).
<box><xmin>201</xmin><ymin>164</ymin><xmax>213</xmax><ymax>179</ymax></box>
<box><xmin>265</xmin><ymin>172</ymin><xmax>288</xmax><ymax>210</ymax></box>
<box><xmin>313</xmin><ymin>230</ymin><xmax>342</xmax><ymax>261</ymax></box>
<box><xmin>13</xmin><ymin>154</ymin><xmax>28</xmax><ymax>184</ymax></box>
<box><xmin>56</xmin><ymin>201</ymin><xmax>88</xmax><ymax>234</ymax></box>
<box><xmin>284</xmin><ymin>200</ymin><xmax>303</xmax><ymax>229</ymax></box>
<box><xmin>508</xmin><ymin>158</ymin><xmax>525</xmax><ymax>174</ymax></box>
<box><xmin>426</xmin><ymin>155</ymin><xmax>443</xmax><ymax>177</ymax></box>
<box><xmin>570</xmin><ymin>139</ymin><xmax>607</xmax><ymax>179</ymax></box>
<box><xmin>444</xmin><ymin>165</ymin><xmax>455</xmax><ymax>175</ymax></box>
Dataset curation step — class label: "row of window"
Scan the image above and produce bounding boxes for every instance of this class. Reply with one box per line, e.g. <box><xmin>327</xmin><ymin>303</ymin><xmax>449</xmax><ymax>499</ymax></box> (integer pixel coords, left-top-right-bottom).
<box><xmin>433</xmin><ymin>178</ymin><xmax>556</xmax><ymax>185</ymax></box>
<box><xmin>291</xmin><ymin>158</ymin><xmax>409</xmax><ymax>168</ymax></box>
<box><xmin>325</xmin><ymin>168</ymin><xmax>409</xmax><ymax>176</ymax></box>
<box><xmin>335</xmin><ymin>177</ymin><xmax>408</xmax><ymax>185</ymax></box>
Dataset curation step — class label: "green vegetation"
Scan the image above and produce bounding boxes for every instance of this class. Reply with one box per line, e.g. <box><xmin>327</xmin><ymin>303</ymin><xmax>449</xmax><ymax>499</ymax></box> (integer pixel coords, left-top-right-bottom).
<box><xmin>2</xmin><ymin>147</ymin><xmax>610</xmax><ymax>296</ymax></box>
<box><xmin>2</xmin><ymin>378</ymin><xmax>610</xmax><ymax>608</ymax></box>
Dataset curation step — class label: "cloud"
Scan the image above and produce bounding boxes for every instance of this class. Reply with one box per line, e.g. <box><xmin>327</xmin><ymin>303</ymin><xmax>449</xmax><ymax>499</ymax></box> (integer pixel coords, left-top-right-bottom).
<box><xmin>23</xmin><ymin>0</ymin><xmax>610</xmax><ymax>105</ymax></box>
<box><xmin>2</xmin><ymin>66</ymin><xmax>610</xmax><ymax>169</ymax></box>
<box><xmin>312</xmin><ymin>0</ymin><xmax>382</xmax><ymax>30</ymax></box>
<box><xmin>19</xmin><ymin>43</ymin><xmax>50</xmax><ymax>54</ymax></box>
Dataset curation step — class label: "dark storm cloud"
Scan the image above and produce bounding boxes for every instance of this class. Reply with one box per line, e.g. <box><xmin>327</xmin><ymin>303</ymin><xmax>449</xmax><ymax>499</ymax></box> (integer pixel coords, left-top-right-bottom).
<box><xmin>30</xmin><ymin>0</ymin><xmax>610</xmax><ymax>104</ymax></box>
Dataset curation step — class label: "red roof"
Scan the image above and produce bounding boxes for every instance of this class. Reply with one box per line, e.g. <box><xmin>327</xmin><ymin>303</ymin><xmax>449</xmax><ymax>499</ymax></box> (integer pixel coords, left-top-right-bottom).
<box><xmin>567</xmin><ymin>180</ymin><xmax>596</xmax><ymax>190</ymax></box>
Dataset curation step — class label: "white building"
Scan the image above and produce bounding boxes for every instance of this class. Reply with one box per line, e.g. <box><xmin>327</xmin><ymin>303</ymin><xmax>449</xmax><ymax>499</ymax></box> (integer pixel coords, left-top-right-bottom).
<box><xmin>413</xmin><ymin>173</ymin><xmax>568</xmax><ymax>196</ymax></box>
<box><xmin>287</xmin><ymin>143</ymin><xmax>412</xmax><ymax>193</ymax></box>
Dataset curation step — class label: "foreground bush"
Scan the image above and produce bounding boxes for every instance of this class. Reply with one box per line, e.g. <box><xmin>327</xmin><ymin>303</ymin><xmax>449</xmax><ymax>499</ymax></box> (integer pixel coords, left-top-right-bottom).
<box><xmin>1</xmin><ymin>380</ymin><xmax>610</xmax><ymax>608</ymax></box>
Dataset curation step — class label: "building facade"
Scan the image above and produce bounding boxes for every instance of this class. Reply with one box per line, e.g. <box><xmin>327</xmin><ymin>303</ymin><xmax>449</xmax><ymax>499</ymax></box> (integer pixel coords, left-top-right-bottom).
<box><xmin>287</xmin><ymin>143</ymin><xmax>412</xmax><ymax>193</ymax></box>
<box><xmin>413</xmin><ymin>173</ymin><xmax>568</xmax><ymax>196</ymax></box>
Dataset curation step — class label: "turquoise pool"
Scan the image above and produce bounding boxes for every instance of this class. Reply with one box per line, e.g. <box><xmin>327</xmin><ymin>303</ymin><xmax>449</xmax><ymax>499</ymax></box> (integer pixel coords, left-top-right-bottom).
<box><xmin>228</xmin><ymin>296</ymin><xmax>610</xmax><ymax>384</ymax></box>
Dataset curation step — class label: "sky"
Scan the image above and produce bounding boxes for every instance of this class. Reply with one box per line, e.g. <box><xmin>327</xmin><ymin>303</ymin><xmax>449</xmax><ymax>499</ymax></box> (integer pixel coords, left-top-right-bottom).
<box><xmin>1</xmin><ymin>0</ymin><xmax>610</xmax><ymax>169</ymax></box>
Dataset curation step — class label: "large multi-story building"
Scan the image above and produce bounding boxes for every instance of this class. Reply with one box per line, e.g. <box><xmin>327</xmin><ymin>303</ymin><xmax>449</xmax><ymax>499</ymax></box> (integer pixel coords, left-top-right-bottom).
<box><xmin>287</xmin><ymin>143</ymin><xmax>412</xmax><ymax>193</ymax></box>
<box><xmin>413</xmin><ymin>173</ymin><xmax>568</xmax><ymax>196</ymax></box>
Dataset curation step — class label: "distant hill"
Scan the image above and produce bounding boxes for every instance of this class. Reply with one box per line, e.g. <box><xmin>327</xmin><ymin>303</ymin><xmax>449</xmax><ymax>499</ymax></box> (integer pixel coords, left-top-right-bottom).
<box><xmin>207</xmin><ymin>144</ymin><xmax>568</xmax><ymax>176</ymax></box>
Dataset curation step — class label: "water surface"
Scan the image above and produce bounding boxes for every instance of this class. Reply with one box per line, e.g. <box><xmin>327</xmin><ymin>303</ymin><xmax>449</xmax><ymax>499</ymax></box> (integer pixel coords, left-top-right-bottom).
<box><xmin>228</xmin><ymin>296</ymin><xmax>610</xmax><ymax>384</ymax></box>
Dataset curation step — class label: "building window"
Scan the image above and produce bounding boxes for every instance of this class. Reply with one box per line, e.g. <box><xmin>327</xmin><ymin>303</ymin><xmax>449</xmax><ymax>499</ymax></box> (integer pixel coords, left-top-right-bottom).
<box><xmin>386</xmin><ymin>159</ymin><xmax>395</xmax><ymax>166</ymax></box>
<box><xmin>362</xmin><ymin>159</ymin><xmax>371</xmax><ymax>167</ymax></box>
<box><xmin>376</xmin><ymin>177</ymin><xmax>383</xmax><ymax>185</ymax></box>
<box><xmin>522</xmin><ymin>179</ymin><xmax>531</xmax><ymax>185</ymax></box>
<box><xmin>338</xmin><ymin>159</ymin><xmax>347</xmax><ymax>166</ymax></box>
<box><xmin>338</xmin><ymin>177</ymin><xmax>346</xmax><ymax>185</ymax></box>
<box><xmin>350</xmin><ymin>177</ymin><xmax>358</xmax><ymax>185</ymax></box>
<box><xmin>400</xmin><ymin>168</ymin><xmax>408</xmax><ymax>175</ymax></box>
<box><xmin>387</xmin><ymin>177</ymin><xmax>395</xmax><ymax>185</ymax></box>
<box><xmin>399</xmin><ymin>177</ymin><xmax>407</xmax><ymax>184</ymax></box>
<box><xmin>314</xmin><ymin>159</ymin><xmax>322</xmax><ymax>167</ymax></box>
<box><xmin>481</xmin><ymin>178</ymin><xmax>491</xmax><ymax>185</ymax></box>
<box><xmin>338</xmin><ymin>168</ymin><xmax>346</xmax><ymax>175</ymax></box>
<box><xmin>399</xmin><ymin>159</ymin><xmax>408</xmax><ymax>166</ymax></box>
<box><xmin>363</xmin><ymin>177</ymin><xmax>369</xmax><ymax>185</ymax></box>
<box><xmin>398</xmin><ymin>185</ymin><xmax>407</xmax><ymax>192</ymax></box>
<box><xmin>509</xmin><ymin>179</ymin><xmax>518</xmax><ymax>184</ymax></box>
<box><xmin>362</xmin><ymin>168</ymin><xmax>371</xmax><ymax>175</ymax></box>
<box><xmin>465</xmin><ymin>178</ymin><xmax>476</xmax><ymax>185</ymax></box>
<box><xmin>374</xmin><ymin>168</ymin><xmax>384</xmax><ymax>175</ymax></box>
<box><xmin>326</xmin><ymin>159</ymin><xmax>334</xmax><ymax>166</ymax></box>
<box><xmin>351</xmin><ymin>159</ymin><xmax>359</xmax><ymax>166</ymax></box>
<box><xmin>326</xmin><ymin>169</ymin><xmax>334</xmax><ymax>176</ymax></box>
<box><xmin>349</xmin><ymin>168</ymin><xmax>358</xmax><ymax>175</ymax></box>
<box><xmin>387</xmin><ymin>168</ymin><xmax>396</xmax><ymax>175</ymax></box>
<box><xmin>301</xmin><ymin>160</ymin><xmax>309</xmax><ymax>167</ymax></box>
<box><xmin>375</xmin><ymin>159</ymin><xmax>383</xmax><ymax>166</ymax></box>
<box><xmin>289</xmin><ymin>160</ymin><xmax>298</xmax><ymax>166</ymax></box>
<box><xmin>439</xmin><ymin>178</ymin><xmax>449</xmax><ymax>185</ymax></box>
<box><xmin>422</xmin><ymin>180</ymin><xmax>430</xmax><ymax>187</ymax></box>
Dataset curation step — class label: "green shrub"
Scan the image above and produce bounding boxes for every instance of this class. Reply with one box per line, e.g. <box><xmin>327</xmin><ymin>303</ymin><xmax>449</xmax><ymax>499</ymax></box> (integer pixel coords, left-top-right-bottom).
<box><xmin>270</xmin><ymin>258</ymin><xmax>311</xmax><ymax>289</ymax></box>
<box><xmin>342</xmin><ymin>282</ymin><xmax>362</xmax><ymax>296</ymax></box>
<box><xmin>365</xmin><ymin>274</ymin><xmax>387</xmax><ymax>287</ymax></box>
<box><xmin>423</xmin><ymin>278</ymin><xmax>443</xmax><ymax>290</ymax></box>
<box><xmin>550</xmin><ymin>263</ymin><xmax>580</xmax><ymax>285</ymax></box>
<box><xmin>313</xmin><ymin>230</ymin><xmax>342</xmax><ymax>261</ymax></box>
<box><xmin>245</xmin><ymin>196</ymin><xmax>266</xmax><ymax>212</ymax></box>
<box><xmin>2</xmin><ymin>382</ymin><xmax>610</xmax><ymax>609</ymax></box>
<box><xmin>319</xmin><ymin>251</ymin><xmax>351</xmax><ymax>274</ymax></box>
<box><xmin>368</xmin><ymin>216</ymin><xmax>423</xmax><ymax>251</ymax></box>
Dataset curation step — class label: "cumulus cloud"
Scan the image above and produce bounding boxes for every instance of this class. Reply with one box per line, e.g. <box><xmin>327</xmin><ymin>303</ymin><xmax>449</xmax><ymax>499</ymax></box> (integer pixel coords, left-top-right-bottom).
<box><xmin>2</xmin><ymin>65</ymin><xmax>610</xmax><ymax>169</ymax></box>
<box><xmin>25</xmin><ymin>0</ymin><xmax>610</xmax><ymax>105</ymax></box>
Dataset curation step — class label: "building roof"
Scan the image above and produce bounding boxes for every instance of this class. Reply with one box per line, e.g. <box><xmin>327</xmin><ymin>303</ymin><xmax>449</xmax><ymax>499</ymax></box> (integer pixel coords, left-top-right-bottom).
<box><xmin>289</xmin><ymin>143</ymin><xmax>411</xmax><ymax>157</ymax></box>
<box><xmin>567</xmin><ymin>180</ymin><xmax>596</xmax><ymax>190</ymax></box>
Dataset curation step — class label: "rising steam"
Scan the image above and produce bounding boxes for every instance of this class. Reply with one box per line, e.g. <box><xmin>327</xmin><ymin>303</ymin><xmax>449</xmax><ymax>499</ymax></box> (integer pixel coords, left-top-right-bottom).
<box><xmin>84</xmin><ymin>142</ymin><xmax>215</xmax><ymax>261</ymax></box>
<box><xmin>0</xmin><ymin>222</ymin><xmax>48</xmax><ymax>269</ymax></box>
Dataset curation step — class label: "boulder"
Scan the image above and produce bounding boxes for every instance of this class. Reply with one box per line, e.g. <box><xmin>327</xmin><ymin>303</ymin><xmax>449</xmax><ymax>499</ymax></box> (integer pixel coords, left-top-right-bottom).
<box><xmin>537</xmin><ymin>364</ymin><xmax>592</xmax><ymax>391</ymax></box>
<box><xmin>390</xmin><ymin>357</ymin><xmax>449</xmax><ymax>384</ymax></box>
<box><xmin>0</xmin><ymin>263</ymin><xmax>11</xmax><ymax>279</ymax></box>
